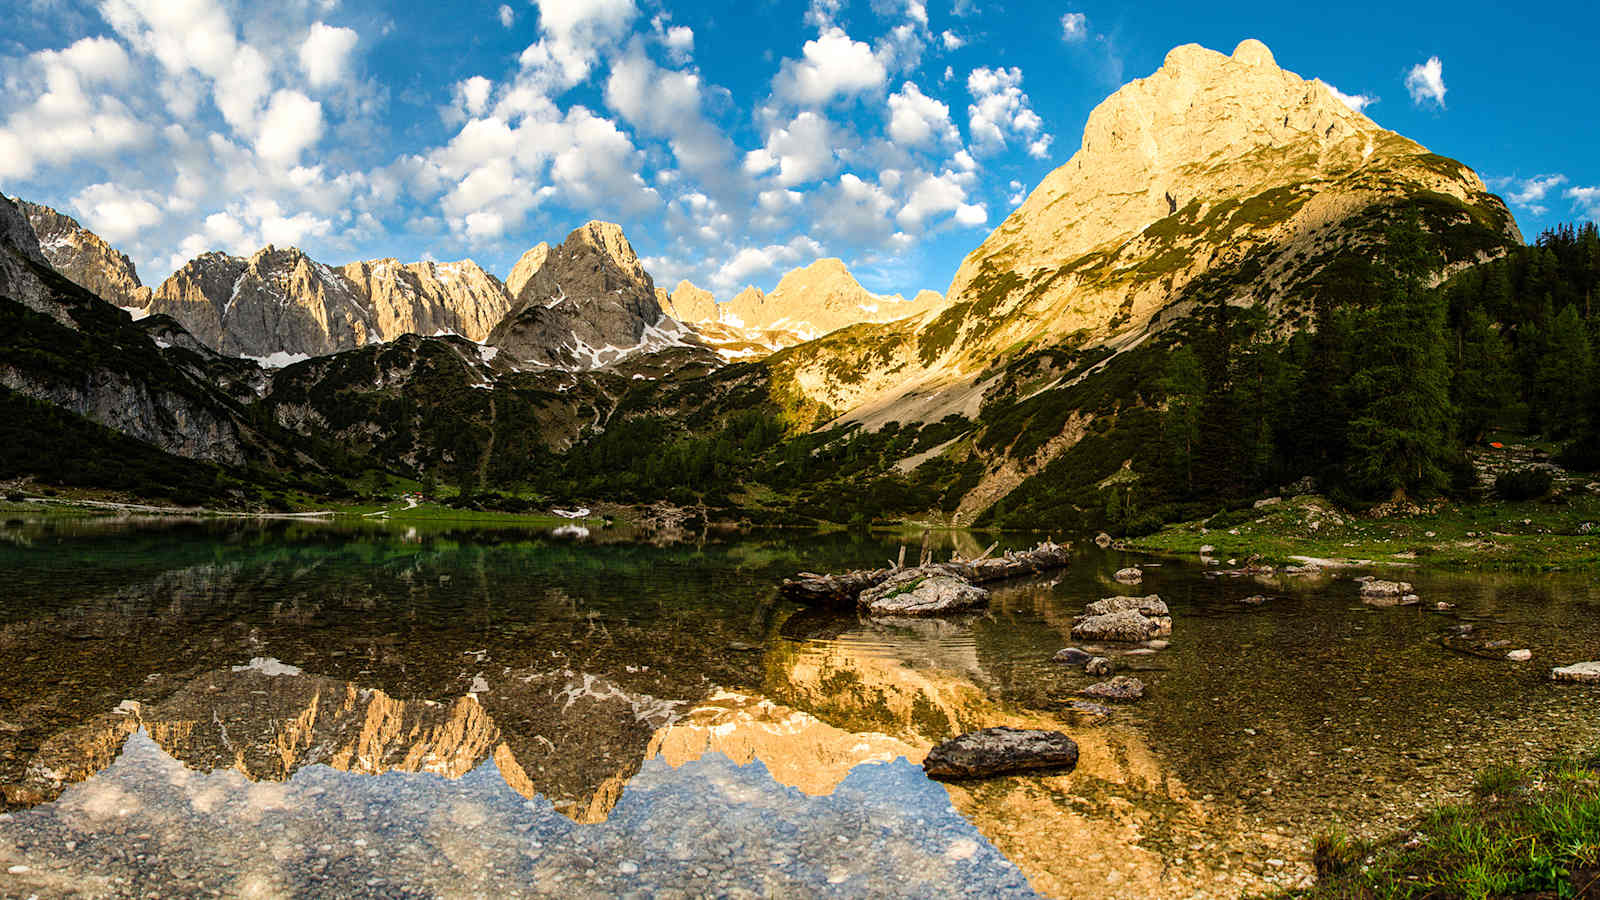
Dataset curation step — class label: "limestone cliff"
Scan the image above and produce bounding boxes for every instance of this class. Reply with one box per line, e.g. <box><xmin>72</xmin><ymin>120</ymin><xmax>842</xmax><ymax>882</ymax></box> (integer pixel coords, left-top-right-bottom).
<box><xmin>662</xmin><ymin>279</ymin><xmax>717</xmax><ymax>323</ymax></box>
<box><xmin>17</xmin><ymin>199</ymin><xmax>151</xmax><ymax>311</ymax></box>
<box><xmin>150</xmin><ymin>247</ymin><xmax>513</xmax><ymax>361</ymax></box>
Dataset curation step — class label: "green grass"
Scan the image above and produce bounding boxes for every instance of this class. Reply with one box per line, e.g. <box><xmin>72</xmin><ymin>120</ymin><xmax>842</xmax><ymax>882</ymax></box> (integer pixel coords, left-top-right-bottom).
<box><xmin>1129</xmin><ymin>493</ymin><xmax>1600</xmax><ymax>572</ymax></box>
<box><xmin>1287</xmin><ymin>749</ymin><xmax>1600</xmax><ymax>899</ymax></box>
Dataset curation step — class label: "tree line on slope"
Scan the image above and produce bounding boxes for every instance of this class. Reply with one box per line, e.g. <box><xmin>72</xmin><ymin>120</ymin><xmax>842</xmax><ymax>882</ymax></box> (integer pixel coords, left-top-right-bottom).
<box><xmin>986</xmin><ymin>216</ymin><xmax>1600</xmax><ymax>533</ymax></box>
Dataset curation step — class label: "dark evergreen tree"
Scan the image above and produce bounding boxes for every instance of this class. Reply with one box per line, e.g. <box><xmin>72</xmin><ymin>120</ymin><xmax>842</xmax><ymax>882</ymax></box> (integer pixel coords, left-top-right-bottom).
<box><xmin>1339</xmin><ymin>213</ymin><xmax>1457</xmax><ymax>500</ymax></box>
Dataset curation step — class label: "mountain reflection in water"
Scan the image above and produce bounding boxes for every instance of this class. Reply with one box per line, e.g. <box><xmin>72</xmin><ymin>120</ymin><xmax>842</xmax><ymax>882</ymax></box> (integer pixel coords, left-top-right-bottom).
<box><xmin>1</xmin><ymin>517</ymin><xmax>1598</xmax><ymax>898</ymax></box>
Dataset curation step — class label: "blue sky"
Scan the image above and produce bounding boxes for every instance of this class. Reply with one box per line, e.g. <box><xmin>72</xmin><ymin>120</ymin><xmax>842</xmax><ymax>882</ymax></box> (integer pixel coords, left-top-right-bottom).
<box><xmin>2</xmin><ymin>0</ymin><xmax>1596</xmax><ymax>301</ymax></box>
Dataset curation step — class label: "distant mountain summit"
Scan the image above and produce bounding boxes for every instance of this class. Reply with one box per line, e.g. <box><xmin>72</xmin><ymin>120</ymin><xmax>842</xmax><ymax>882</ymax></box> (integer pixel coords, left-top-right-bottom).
<box><xmin>721</xmin><ymin>258</ymin><xmax>943</xmax><ymax>339</ymax></box>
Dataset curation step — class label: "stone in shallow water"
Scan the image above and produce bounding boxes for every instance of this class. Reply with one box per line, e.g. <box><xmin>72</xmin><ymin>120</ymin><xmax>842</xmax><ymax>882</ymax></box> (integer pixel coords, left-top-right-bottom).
<box><xmin>1358</xmin><ymin>579</ymin><xmax>1413</xmax><ymax>598</ymax></box>
<box><xmin>1072</xmin><ymin>609</ymin><xmax>1169</xmax><ymax>642</ymax></box>
<box><xmin>1080</xmin><ymin>676</ymin><xmax>1145</xmax><ymax>701</ymax></box>
<box><xmin>1052</xmin><ymin>647</ymin><xmax>1092</xmax><ymax>665</ymax></box>
<box><xmin>858</xmin><ymin>570</ymin><xmax>989</xmax><ymax>617</ymax></box>
<box><xmin>1084</xmin><ymin>657</ymin><xmax>1114</xmax><ymax>676</ymax></box>
<box><xmin>922</xmin><ymin>727</ymin><xmax>1079</xmax><ymax>779</ymax></box>
<box><xmin>1083</xmin><ymin>594</ymin><xmax>1167</xmax><ymax>617</ymax></box>
<box><xmin>1552</xmin><ymin>662</ymin><xmax>1600</xmax><ymax>683</ymax></box>
<box><xmin>1113</xmin><ymin>567</ymin><xmax>1143</xmax><ymax>584</ymax></box>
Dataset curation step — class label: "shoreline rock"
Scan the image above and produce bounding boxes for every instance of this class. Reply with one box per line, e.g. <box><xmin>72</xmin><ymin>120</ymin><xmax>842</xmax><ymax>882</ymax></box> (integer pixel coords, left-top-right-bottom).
<box><xmin>922</xmin><ymin>727</ymin><xmax>1080</xmax><ymax>779</ymax></box>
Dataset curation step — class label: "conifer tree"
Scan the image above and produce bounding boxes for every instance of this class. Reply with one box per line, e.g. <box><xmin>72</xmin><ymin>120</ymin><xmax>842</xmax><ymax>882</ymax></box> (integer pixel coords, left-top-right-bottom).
<box><xmin>1340</xmin><ymin>212</ymin><xmax>1457</xmax><ymax>500</ymax></box>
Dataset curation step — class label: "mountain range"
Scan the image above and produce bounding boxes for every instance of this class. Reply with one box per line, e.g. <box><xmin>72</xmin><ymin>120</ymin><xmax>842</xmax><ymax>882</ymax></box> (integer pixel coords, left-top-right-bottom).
<box><xmin>0</xmin><ymin>39</ymin><xmax>1534</xmax><ymax>525</ymax></box>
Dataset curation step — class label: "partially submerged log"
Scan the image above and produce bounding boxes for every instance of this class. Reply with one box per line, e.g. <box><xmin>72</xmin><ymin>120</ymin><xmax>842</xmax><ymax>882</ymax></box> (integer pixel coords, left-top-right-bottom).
<box><xmin>780</xmin><ymin>540</ymin><xmax>1070</xmax><ymax>605</ymax></box>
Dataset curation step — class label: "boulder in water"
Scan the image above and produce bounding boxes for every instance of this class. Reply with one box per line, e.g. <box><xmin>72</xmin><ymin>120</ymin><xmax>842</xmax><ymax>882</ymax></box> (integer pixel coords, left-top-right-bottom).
<box><xmin>1053</xmin><ymin>647</ymin><xmax>1093</xmax><ymax>665</ymax></box>
<box><xmin>1359</xmin><ymin>579</ymin><xmax>1413</xmax><ymax>598</ymax></box>
<box><xmin>1085</xmin><ymin>656</ymin><xmax>1114</xmax><ymax>676</ymax></box>
<box><xmin>1072</xmin><ymin>609</ymin><xmax>1169</xmax><ymax>642</ymax></box>
<box><xmin>859</xmin><ymin>570</ymin><xmax>989</xmax><ymax>616</ymax></box>
<box><xmin>923</xmin><ymin>727</ymin><xmax>1080</xmax><ymax>779</ymax></box>
<box><xmin>1084</xmin><ymin>594</ymin><xmax>1168</xmax><ymax>617</ymax></box>
<box><xmin>1081</xmin><ymin>676</ymin><xmax>1145</xmax><ymax>701</ymax></box>
<box><xmin>1113</xmin><ymin>567</ymin><xmax>1144</xmax><ymax>584</ymax></box>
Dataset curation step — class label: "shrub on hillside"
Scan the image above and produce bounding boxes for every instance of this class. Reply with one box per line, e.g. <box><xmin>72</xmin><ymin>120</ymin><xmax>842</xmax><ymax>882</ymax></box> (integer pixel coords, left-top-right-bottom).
<box><xmin>1495</xmin><ymin>468</ymin><xmax>1553</xmax><ymax>501</ymax></box>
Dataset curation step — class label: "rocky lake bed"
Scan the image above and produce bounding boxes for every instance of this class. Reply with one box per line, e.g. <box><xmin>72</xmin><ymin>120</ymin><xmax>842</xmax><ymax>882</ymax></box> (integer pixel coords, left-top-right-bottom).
<box><xmin>0</xmin><ymin>517</ymin><xmax>1596</xmax><ymax>898</ymax></box>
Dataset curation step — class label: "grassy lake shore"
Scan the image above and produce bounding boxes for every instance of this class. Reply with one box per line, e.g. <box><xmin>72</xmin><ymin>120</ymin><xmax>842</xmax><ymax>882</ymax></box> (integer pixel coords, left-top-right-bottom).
<box><xmin>1281</xmin><ymin>746</ymin><xmax>1600</xmax><ymax>899</ymax></box>
<box><xmin>1128</xmin><ymin>493</ymin><xmax>1600</xmax><ymax>573</ymax></box>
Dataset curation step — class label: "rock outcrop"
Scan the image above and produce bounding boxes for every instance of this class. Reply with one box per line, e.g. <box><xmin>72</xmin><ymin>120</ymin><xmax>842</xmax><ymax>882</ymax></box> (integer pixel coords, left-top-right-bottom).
<box><xmin>17</xmin><ymin>199</ymin><xmax>151</xmax><ymax>310</ymax></box>
<box><xmin>1084</xmin><ymin>595</ymin><xmax>1168</xmax><ymax>617</ymax></box>
<box><xmin>0</xmin><ymin>196</ymin><xmax>54</xmax><ymax>321</ymax></box>
<box><xmin>922</xmin><ymin>727</ymin><xmax>1079</xmax><ymax>779</ymax></box>
<box><xmin>488</xmin><ymin>221</ymin><xmax>690</xmax><ymax>369</ymax></box>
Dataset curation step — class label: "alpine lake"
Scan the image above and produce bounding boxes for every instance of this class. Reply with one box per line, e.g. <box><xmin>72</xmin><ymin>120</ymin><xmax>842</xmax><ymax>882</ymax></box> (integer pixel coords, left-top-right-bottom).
<box><xmin>0</xmin><ymin>515</ymin><xmax>1596</xmax><ymax>898</ymax></box>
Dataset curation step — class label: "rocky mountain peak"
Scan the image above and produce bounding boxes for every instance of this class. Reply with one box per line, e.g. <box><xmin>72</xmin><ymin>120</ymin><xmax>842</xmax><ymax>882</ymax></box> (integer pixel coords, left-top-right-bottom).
<box><xmin>15</xmin><ymin>199</ymin><xmax>152</xmax><ymax>311</ymax></box>
<box><xmin>488</xmin><ymin>222</ymin><xmax>678</xmax><ymax>369</ymax></box>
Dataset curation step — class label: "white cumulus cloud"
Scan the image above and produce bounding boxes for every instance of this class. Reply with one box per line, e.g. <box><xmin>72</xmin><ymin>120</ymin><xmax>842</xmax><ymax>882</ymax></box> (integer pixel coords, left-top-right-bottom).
<box><xmin>1060</xmin><ymin>12</ymin><xmax>1087</xmax><ymax>42</ymax></box>
<box><xmin>887</xmin><ymin>81</ymin><xmax>957</xmax><ymax>146</ymax></box>
<box><xmin>773</xmin><ymin>27</ymin><xmax>887</xmax><ymax>106</ymax></box>
<box><xmin>70</xmin><ymin>182</ymin><xmax>164</xmax><ymax>243</ymax></box>
<box><xmin>1405</xmin><ymin>56</ymin><xmax>1446</xmax><ymax>108</ymax></box>
<box><xmin>299</xmin><ymin>22</ymin><xmax>359</xmax><ymax>89</ymax></box>
<box><xmin>966</xmin><ymin>66</ymin><xmax>1047</xmax><ymax>155</ymax></box>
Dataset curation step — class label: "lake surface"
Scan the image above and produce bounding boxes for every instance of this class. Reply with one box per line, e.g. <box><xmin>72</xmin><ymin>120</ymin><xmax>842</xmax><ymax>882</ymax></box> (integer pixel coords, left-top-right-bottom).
<box><xmin>0</xmin><ymin>517</ymin><xmax>1597</xmax><ymax>898</ymax></box>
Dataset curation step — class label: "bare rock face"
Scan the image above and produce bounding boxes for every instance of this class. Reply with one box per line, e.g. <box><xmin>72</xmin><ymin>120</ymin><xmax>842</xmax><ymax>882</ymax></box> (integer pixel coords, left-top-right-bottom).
<box><xmin>505</xmin><ymin>242</ymin><xmax>549</xmax><ymax>300</ymax></box>
<box><xmin>663</xmin><ymin>279</ymin><xmax>718</xmax><ymax>323</ymax></box>
<box><xmin>0</xmin><ymin>195</ymin><xmax>55</xmax><ymax>321</ymax></box>
<box><xmin>150</xmin><ymin>247</ymin><xmax>514</xmax><ymax>360</ymax></box>
<box><xmin>859</xmin><ymin>569</ymin><xmax>990</xmax><ymax>617</ymax></box>
<box><xmin>922</xmin><ymin>727</ymin><xmax>1079</xmax><ymax>779</ymax></box>
<box><xmin>337</xmin><ymin>258</ymin><xmax>512</xmax><ymax>345</ymax></box>
<box><xmin>17</xmin><ymin>200</ymin><xmax>152</xmax><ymax>310</ymax></box>
<box><xmin>489</xmin><ymin>221</ymin><xmax>686</xmax><ymax>369</ymax></box>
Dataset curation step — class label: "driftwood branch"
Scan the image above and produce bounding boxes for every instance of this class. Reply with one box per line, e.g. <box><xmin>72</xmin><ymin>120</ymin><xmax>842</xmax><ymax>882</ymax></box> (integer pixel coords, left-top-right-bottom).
<box><xmin>780</xmin><ymin>540</ymin><xmax>1071</xmax><ymax>606</ymax></box>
